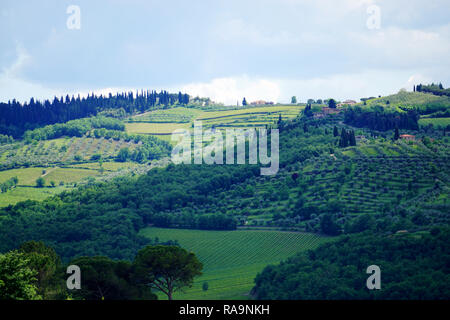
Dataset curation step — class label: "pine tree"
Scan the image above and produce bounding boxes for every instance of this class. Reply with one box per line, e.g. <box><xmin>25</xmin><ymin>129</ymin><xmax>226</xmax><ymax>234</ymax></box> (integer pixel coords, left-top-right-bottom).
<box><xmin>328</xmin><ymin>99</ymin><xmax>337</xmax><ymax>109</ymax></box>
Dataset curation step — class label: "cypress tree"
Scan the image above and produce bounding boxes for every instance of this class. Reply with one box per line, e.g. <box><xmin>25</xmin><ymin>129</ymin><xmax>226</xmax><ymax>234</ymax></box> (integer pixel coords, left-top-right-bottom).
<box><xmin>339</xmin><ymin>129</ymin><xmax>348</xmax><ymax>148</ymax></box>
<box><xmin>349</xmin><ymin>130</ymin><xmax>356</xmax><ymax>146</ymax></box>
<box><xmin>394</xmin><ymin>127</ymin><xmax>399</xmax><ymax>140</ymax></box>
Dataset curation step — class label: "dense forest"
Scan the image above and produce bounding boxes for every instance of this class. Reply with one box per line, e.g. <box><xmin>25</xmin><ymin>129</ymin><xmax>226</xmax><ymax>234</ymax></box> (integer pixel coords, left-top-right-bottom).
<box><xmin>0</xmin><ymin>164</ymin><xmax>260</xmax><ymax>261</ymax></box>
<box><xmin>0</xmin><ymin>90</ymin><xmax>190</xmax><ymax>137</ymax></box>
<box><xmin>253</xmin><ymin>227</ymin><xmax>450</xmax><ymax>299</ymax></box>
<box><xmin>344</xmin><ymin>106</ymin><xmax>419</xmax><ymax>131</ymax></box>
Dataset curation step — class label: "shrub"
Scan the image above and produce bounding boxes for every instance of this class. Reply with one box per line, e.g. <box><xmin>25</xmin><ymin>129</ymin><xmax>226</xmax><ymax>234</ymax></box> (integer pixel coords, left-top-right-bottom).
<box><xmin>36</xmin><ymin>177</ymin><xmax>45</xmax><ymax>188</ymax></box>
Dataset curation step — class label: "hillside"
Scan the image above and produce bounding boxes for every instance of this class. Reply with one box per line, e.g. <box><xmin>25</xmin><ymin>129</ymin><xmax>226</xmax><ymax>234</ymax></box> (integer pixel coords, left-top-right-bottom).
<box><xmin>0</xmin><ymin>90</ymin><xmax>449</xmax><ymax>300</ymax></box>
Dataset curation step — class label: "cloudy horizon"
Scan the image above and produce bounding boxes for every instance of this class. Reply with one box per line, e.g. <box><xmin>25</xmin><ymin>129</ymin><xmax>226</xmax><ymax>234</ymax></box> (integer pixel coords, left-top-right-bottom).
<box><xmin>1</xmin><ymin>0</ymin><xmax>449</xmax><ymax>104</ymax></box>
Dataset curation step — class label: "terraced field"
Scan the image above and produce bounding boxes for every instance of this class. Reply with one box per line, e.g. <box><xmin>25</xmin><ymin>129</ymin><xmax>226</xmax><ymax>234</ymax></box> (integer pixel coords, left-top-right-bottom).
<box><xmin>302</xmin><ymin>140</ymin><xmax>450</xmax><ymax>216</ymax></box>
<box><xmin>419</xmin><ymin>117</ymin><xmax>450</xmax><ymax>128</ymax></box>
<box><xmin>0</xmin><ymin>137</ymin><xmax>141</xmax><ymax>170</ymax></box>
<box><xmin>139</xmin><ymin>227</ymin><xmax>329</xmax><ymax>299</ymax></box>
<box><xmin>125</xmin><ymin>105</ymin><xmax>304</xmax><ymax>142</ymax></box>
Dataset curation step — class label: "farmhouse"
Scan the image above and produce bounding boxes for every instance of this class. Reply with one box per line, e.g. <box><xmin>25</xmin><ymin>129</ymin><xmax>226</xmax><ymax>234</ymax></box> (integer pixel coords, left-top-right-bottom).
<box><xmin>322</xmin><ymin>107</ymin><xmax>342</xmax><ymax>115</ymax></box>
<box><xmin>250</xmin><ymin>100</ymin><xmax>274</xmax><ymax>105</ymax></box>
<box><xmin>400</xmin><ymin>134</ymin><xmax>415</xmax><ymax>141</ymax></box>
<box><xmin>313</xmin><ymin>113</ymin><xmax>325</xmax><ymax>119</ymax></box>
<box><xmin>355</xmin><ymin>135</ymin><xmax>366</xmax><ymax>142</ymax></box>
<box><xmin>337</xmin><ymin>99</ymin><xmax>357</xmax><ymax>107</ymax></box>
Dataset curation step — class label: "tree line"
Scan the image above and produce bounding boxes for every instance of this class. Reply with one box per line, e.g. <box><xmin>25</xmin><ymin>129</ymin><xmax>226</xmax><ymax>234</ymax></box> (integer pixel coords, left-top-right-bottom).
<box><xmin>414</xmin><ymin>83</ymin><xmax>450</xmax><ymax>97</ymax></box>
<box><xmin>344</xmin><ymin>106</ymin><xmax>419</xmax><ymax>131</ymax></box>
<box><xmin>0</xmin><ymin>241</ymin><xmax>202</xmax><ymax>300</ymax></box>
<box><xmin>23</xmin><ymin>116</ymin><xmax>125</xmax><ymax>141</ymax></box>
<box><xmin>0</xmin><ymin>90</ymin><xmax>190</xmax><ymax>137</ymax></box>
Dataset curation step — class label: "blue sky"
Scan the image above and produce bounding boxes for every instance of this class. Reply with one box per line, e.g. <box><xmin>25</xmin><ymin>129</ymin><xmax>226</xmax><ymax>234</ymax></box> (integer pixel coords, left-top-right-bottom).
<box><xmin>1</xmin><ymin>0</ymin><xmax>449</xmax><ymax>104</ymax></box>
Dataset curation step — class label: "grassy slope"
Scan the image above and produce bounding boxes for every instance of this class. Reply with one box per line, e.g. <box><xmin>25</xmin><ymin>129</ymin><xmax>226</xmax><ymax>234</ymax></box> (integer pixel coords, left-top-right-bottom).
<box><xmin>0</xmin><ymin>186</ymin><xmax>67</xmax><ymax>207</ymax></box>
<box><xmin>125</xmin><ymin>105</ymin><xmax>304</xmax><ymax>140</ymax></box>
<box><xmin>139</xmin><ymin>227</ymin><xmax>330</xmax><ymax>299</ymax></box>
<box><xmin>419</xmin><ymin>117</ymin><xmax>450</xmax><ymax>128</ymax></box>
<box><xmin>363</xmin><ymin>91</ymin><xmax>450</xmax><ymax>110</ymax></box>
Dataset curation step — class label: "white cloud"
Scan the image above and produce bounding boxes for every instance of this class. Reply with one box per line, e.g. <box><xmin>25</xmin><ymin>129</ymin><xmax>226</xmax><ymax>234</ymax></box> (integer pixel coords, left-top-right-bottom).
<box><xmin>0</xmin><ymin>44</ymin><xmax>58</xmax><ymax>102</ymax></box>
<box><xmin>174</xmin><ymin>69</ymin><xmax>439</xmax><ymax>105</ymax></box>
<box><xmin>349</xmin><ymin>25</ymin><xmax>450</xmax><ymax>68</ymax></box>
<box><xmin>177</xmin><ymin>75</ymin><xmax>281</xmax><ymax>105</ymax></box>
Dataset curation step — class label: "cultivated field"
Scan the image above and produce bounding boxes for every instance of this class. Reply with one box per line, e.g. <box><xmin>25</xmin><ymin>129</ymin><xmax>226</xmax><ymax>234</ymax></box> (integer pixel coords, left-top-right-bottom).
<box><xmin>419</xmin><ymin>117</ymin><xmax>450</xmax><ymax>128</ymax></box>
<box><xmin>139</xmin><ymin>227</ymin><xmax>329</xmax><ymax>299</ymax></box>
<box><xmin>125</xmin><ymin>105</ymin><xmax>304</xmax><ymax>141</ymax></box>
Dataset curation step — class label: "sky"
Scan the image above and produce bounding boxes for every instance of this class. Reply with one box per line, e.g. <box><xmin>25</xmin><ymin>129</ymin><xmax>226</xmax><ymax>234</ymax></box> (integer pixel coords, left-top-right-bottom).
<box><xmin>1</xmin><ymin>0</ymin><xmax>449</xmax><ymax>104</ymax></box>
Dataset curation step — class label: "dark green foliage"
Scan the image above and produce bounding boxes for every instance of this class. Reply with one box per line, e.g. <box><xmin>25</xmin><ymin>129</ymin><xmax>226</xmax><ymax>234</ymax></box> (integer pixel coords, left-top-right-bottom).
<box><xmin>0</xmin><ymin>176</ymin><xmax>18</xmax><ymax>193</ymax></box>
<box><xmin>0</xmin><ymin>91</ymin><xmax>190</xmax><ymax>138</ymax></box>
<box><xmin>303</xmin><ymin>104</ymin><xmax>313</xmax><ymax>117</ymax></box>
<box><xmin>23</xmin><ymin>116</ymin><xmax>125</xmax><ymax>141</ymax></box>
<box><xmin>0</xmin><ymin>164</ymin><xmax>259</xmax><ymax>261</ymax></box>
<box><xmin>339</xmin><ymin>128</ymin><xmax>349</xmax><ymax>148</ymax></box>
<box><xmin>416</xmin><ymin>83</ymin><xmax>450</xmax><ymax>97</ymax></box>
<box><xmin>344</xmin><ymin>106</ymin><xmax>419</xmax><ymax>131</ymax></box>
<box><xmin>18</xmin><ymin>241</ymin><xmax>62</xmax><ymax>299</ymax></box>
<box><xmin>394</xmin><ymin>126</ymin><xmax>400</xmax><ymax>140</ymax></box>
<box><xmin>328</xmin><ymin>99</ymin><xmax>337</xmax><ymax>109</ymax></box>
<box><xmin>69</xmin><ymin>256</ymin><xmax>156</xmax><ymax>300</ymax></box>
<box><xmin>35</xmin><ymin>177</ymin><xmax>45</xmax><ymax>188</ymax></box>
<box><xmin>0</xmin><ymin>251</ymin><xmax>40</xmax><ymax>300</ymax></box>
<box><xmin>133</xmin><ymin>245</ymin><xmax>202</xmax><ymax>300</ymax></box>
<box><xmin>116</xmin><ymin>147</ymin><xmax>130</xmax><ymax>162</ymax></box>
<box><xmin>320</xmin><ymin>213</ymin><xmax>341</xmax><ymax>235</ymax></box>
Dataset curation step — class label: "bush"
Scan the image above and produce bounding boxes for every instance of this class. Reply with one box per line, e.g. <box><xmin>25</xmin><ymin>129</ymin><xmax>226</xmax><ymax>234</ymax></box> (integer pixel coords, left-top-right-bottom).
<box><xmin>36</xmin><ymin>177</ymin><xmax>45</xmax><ymax>188</ymax></box>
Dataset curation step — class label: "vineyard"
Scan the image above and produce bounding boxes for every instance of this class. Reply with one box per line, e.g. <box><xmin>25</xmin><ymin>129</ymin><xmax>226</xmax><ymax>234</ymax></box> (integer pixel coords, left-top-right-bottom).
<box><xmin>419</xmin><ymin>117</ymin><xmax>450</xmax><ymax>128</ymax></box>
<box><xmin>139</xmin><ymin>227</ymin><xmax>329</xmax><ymax>299</ymax></box>
<box><xmin>124</xmin><ymin>105</ymin><xmax>304</xmax><ymax>141</ymax></box>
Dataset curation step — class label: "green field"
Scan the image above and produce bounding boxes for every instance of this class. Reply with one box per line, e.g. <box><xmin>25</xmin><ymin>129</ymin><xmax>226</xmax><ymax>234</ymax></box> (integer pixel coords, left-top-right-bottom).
<box><xmin>125</xmin><ymin>122</ymin><xmax>191</xmax><ymax>135</ymax></box>
<box><xmin>0</xmin><ymin>166</ymin><xmax>98</xmax><ymax>186</ymax></box>
<box><xmin>0</xmin><ymin>167</ymin><xmax>46</xmax><ymax>186</ymax></box>
<box><xmin>131</xmin><ymin>107</ymin><xmax>204</xmax><ymax>123</ymax></box>
<box><xmin>125</xmin><ymin>105</ymin><xmax>304</xmax><ymax>141</ymax></box>
<box><xmin>0</xmin><ymin>186</ymin><xmax>68</xmax><ymax>207</ymax></box>
<box><xmin>139</xmin><ymin>227</ymin><xmax>329</xmax><ymax>299</ymax></box>
<box><xmin>363</xmin><ymin>91</ymin><xmax>450</xmax><ymax>111</ymax></box>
